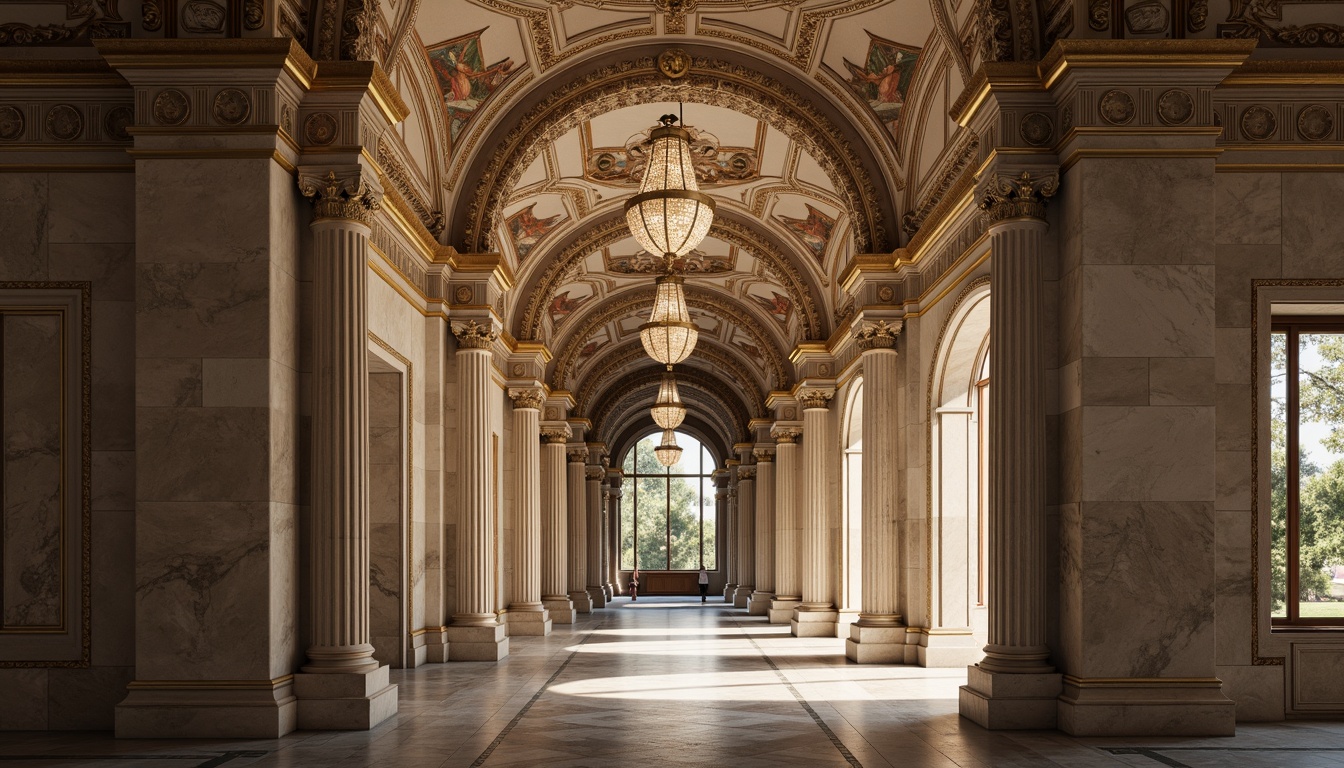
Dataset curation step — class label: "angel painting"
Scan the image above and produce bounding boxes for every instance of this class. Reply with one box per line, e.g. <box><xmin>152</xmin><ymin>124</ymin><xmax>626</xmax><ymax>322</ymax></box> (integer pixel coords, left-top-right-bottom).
<box><xmin>843</xmin><ymin>33</ymin><xmax>919</xmax><ymax>137</ymax></box>
<box><xmin>506</xmin><ymin>204</ymin><xmax>566</xmax><ymax>264</ymax></box>
<box><xmin>427</xmin><ymin>29</ymin><xmax>517</xmax><ymax>152</ymax></box>
<box><xmin>775</xmin><ymin>204</ymin><xmax>836</xmax><ymax>265</ymax></box>
<box><xmin>752</xmin><ymin>290</ymin><xmax>793</xmax><ymax>327</ymax></box>
<box><xmin>549</xmin><ymin>290</ymin><xmax>591</xmax><ymax>326</ymax></box>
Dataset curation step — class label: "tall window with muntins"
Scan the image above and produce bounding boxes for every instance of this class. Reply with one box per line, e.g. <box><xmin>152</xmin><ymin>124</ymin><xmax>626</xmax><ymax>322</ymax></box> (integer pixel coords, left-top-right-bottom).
<box><xmin>1271</xmin><ymin>317</ymin><xmax>1344</xmax><ymax>626</ymax></box>
<box><xmin>620</xmin><ymin>431</ymin><xmax>717</xmax><ymax>570</ymax></box>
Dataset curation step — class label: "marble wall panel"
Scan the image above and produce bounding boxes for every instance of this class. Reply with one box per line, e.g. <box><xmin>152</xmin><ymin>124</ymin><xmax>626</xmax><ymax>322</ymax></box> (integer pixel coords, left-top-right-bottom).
<box><xmin>1216</xmin><ymin>450</ymin><xmax>1252</xmax><ymax>512</ymax></box>
<box><xmin>1217</xmin><ymin>664</ymin><xmax>1284</xmax><ymax>722</ymax></box>
<box><xmin>1059</xmin><ymin>165</ymin><xmax>1083</xmax><ymax>277</ymax></box>
<box><xmin>1076</xmin><ymin>501</ymin><xmax>1216</xmax><ymax>678</ymax></box>
<box><xmin>369</xmin><ymin>372</ymin><xmax>404</xmax><ymax>667</ymax></box>
<box><xmin>1058</xmin><ymin>360</ymin><xmax>1081</xmax><ymax>414</ymax></box>
<box><xmin>0</xmin><ymin>173</ymin><xmax>49</xmax><ymax>280</ymax></box>
<box><xmin>1214</xmin><ymin>328</ymin><xmax>1250</xmax><ymax>384</ymax></box>
<box><xmin>1215</xmin><ymin>508</ymin><xmax>1252</xmax><ymax>667</ymax></box>
<box><xmin>2</xmin><ymin>314</ymin><xmax>63</xmax><ymax>628</ymax></box>
<box><xmin>48</xmin><ymin>665</ymin><xmax>134</xmax><ymax>730</ymax></box>
<box><xmin>1059</xmin><ymin>502</ymin><xmax>1083</xmax><ymax>671</ymax></box>
<box><xmin>0</xmin><ymin>669</ymin><xmax>48</xmax><ymax>729</ymax></box>
<box><xmin>1081</xmin><ymin>265</ymin><xmax>1215</xmax><ymax>359</ymax></box>
<box><xmin>48</xmin><ymin>174</ymin><xmax>134</xmax><ymax>245</ymax></box>
<box><xmin>1079</xmin><ymin>158</ymin><xmax>1215</xmax><ymax>265</ymax></box>
<box><xmin>268</xmin><ymin>501</ymin><xmax>299</xmax><ymax>679</ymax></box>
<box><xmin>48</xmin><ymin>243</ymin><xmax>133</xmax><ymax>301</ymax></box>
<box><xmin>136</xmin><ymin>406</ymin><xmax>270</xmax><ymax>502</ymax></box>
<box><xmin>136</xmin><ymin>261</ymin><xmax>270</xmax><ymax>359</ymax></box>
<box><xmin>91</xmin><ymin>451</ymin><xmax>134</xmax><ymax>512</ymax></box>
<box><xmin>202</xmin><ymin>358</ymin><xmax>270</xmax><ymax>408</ymax></box>
<box><xmin>1081</xmin><ymin>357</ymin><xmax>1148</xmax><ymax>406</ymax></box>
<box><xmin>134</xmin><ymin>501</ymin><xmax>275</xmax><ymax>680</ymax></box>
<box><xmin>1214</xmin><ymin>173</ymin><xmax>1281</xmax><ymax>246</ymax></box>
<box><xmin>1282</xmin><ymin>173</ymin><xmax>1344</xmax><ymax>278</ymax></box>
<box><xmin>136</xmin><ymin>161</ymin><xmax>271</xmax><ymax>264</ymax></box>
<box><xmin>92</xmin><ymin>508</ymin><xmax>135</xmax><ymax>668</ymax></box>
<box><xmin>1081</xmin><ymin>406</ymin><xmax>1214</xmax><ymax>502</ymax></box>
<box><xmin>268</xmin><ymin>360</ymin><xmax>300</xmax><ymax>507</ymax></box>
<box><xmin>1149</xmin><ymin>358</ymin><xmax>1214</xmax><ymax>406</ymax></box>
<box><xmin>1293</xmin><ymin>646</ymin><xmax>1344</xmax><ymax>710</ymax></box>
<box><xmin>1215</xmin><ymin>383</ymin><xmax>1252</xmax><ymax>453</ymax></box>
<box><xmin>135</xmin><ymin>358</ymin><xmax>202</xmax><ymax>407</ymax></box>
<box><xmin>1059</xmin><ymin>265</ymin><xmax>1082</xmax><ymax>367</ymax></box>
<box><xmin>269</xmin><ymin>261</ymin><xmax>300</xmax><ymax>384</ymax></box>
<box><xmin>1214</xmin><ymin>245</ymin><xmax>1281</xmax><ymax>329</ymax></box>
<box><xmin>92</xmin><ymin>299</ymin><xmax>135</xmax><ymax>452</ymax></box>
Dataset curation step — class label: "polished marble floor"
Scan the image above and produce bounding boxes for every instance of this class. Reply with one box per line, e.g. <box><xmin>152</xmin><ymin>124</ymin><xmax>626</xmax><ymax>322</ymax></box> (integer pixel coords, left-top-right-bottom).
<box><xmin>4</xmin><ymin>596</ymin><xmax>1344</xmax><ymax>767</ymax></box>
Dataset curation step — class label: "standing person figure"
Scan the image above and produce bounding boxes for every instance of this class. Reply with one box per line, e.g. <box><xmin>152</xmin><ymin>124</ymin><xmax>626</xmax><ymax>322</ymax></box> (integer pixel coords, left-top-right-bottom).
<box><xmin>698</xmin><ymin>566</ymin><xmax>709</xmax><ymax>603</ymax></box>
<box><xmin>629</xmin><ymin>569</ymin><xmax>639</xmax><ymax>601</ymax></box>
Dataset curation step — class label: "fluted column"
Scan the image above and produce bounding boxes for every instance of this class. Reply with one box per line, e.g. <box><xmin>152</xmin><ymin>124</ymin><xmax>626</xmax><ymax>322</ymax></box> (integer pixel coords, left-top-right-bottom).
<box><xmin>769</xmin><ymin>429</ymin><xmax>801</xmax><ymax>624</ymax></box>
<box><xmin>847</xmin><ymin>321</ymin><xmax>906</xmax><ymax>663</ymax></box>
<box><xmin>586</xmin><ymin>465</ymin><xmax>607</xmax><ymax>607</ymax></box>
<box><xmin>606</xmin><ymin>477</ymin><xmax>622</xmax><ymax>594</ymax></box>
<box><xmin>567</xmin><ymin>449</ymin><xmax>592</xmax><ymax>613</ymax></box>
<box><xmin>719</xmin><ymin>474</ymin><xmax>735</xmax><ymax>601</ymax></box>
<box><xmin>507</xmin><ymin>389</ymin><xmax>550</xmax><ymax>636</ymax></box>
<box><xmin>540</xmin><ymin>428</ymin><xmax>575</xmax><ymax>623</ymax></box>
<box><xmin>733</xmin><ymin>467</ymin><xmax>755</xmax><ymax>608</ymax></box>
<box><xmin>793</xmin><ymin>390</ymin><xmax>838</xmax><ymax>637</ymax></box>
<box><xmin>960</xmin><ymin>171</ymin><xmax>1062</xmax><ymax>729</ymax></box>
<box><xmin>294</xmin><ymin>168</ymin><xmax>397</xmax><ymax>728</ymax></box>
<box><xmin>749</xmin><ymin>450</ymin><xmax>775</xmax><ymax>615</ymax></box>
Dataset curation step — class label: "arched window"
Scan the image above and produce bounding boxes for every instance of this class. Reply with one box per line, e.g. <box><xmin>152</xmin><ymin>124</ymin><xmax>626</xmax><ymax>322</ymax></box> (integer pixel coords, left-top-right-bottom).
<box><xmin>619</xmin><ymin>431</ymin><xmax>717</xmax><ymax>571</ymax></box>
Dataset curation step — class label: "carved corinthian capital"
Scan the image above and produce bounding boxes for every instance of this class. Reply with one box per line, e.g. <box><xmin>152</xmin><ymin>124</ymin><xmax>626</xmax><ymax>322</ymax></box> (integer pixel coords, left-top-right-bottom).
<box><xmin>855</xmin><ymin>320</ymin><xmax>902</xmax><ymax>352</ymax></box>
<box><xmin>979</xmin><ymin>171</ymin><xmax>1059</xmax><ymax>224</ymax></box>
<box><xmin>541</xmin><ymin>427</ymin><xmax>571</xmax><ymax>444</ymax></box>
<box><xmin>568</xmin><ymin>449</ymin><xmax>589</xmax><ymax>463</ymax></box>
<box><xmin>737</xmin><ymin>466</ymin><xmax>756</xmax><ymax>481</ymax></box>
<box><xmin>453</xmin><ymin>319</ymin><xmax>497</xmax><ymax>350</ymax></box>
<box><xmin>508</xmin><ymin>388</ymin><xmax>545</xmax><ymax>410</ymax></box>
<box><xmin>773</xmin><ymin>427</ymin><xmax>802</xmax><ymax>444</ymax></box>
<box><xmin>586</xmin><ymin>466</ymin><xmax>607</xmax><ymax>481</ymax></box>
<box><xmin>299</xmin><ymin>168</ymin><xmax>384</xmax><ymax>224</ymax></box>
<box><xmin>799</xmin><ymin>389</ymin><xmax>833</xmax><ymax>411</ymax></box>
<box><xmin>753</xmin><ymin>448</ymin><xmax>774</xmax><ymax>463</ymax></box>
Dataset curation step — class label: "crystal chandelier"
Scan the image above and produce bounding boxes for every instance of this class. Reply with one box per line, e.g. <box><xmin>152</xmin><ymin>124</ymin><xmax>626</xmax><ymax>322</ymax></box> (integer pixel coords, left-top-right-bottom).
<box><xmin>650</xmin><ymin>369</ymin><xmax>686</xmax><ymax>430</ymax></box>
<box><xmin>654</xmin><ymin>428</ymin><xmax>683</xmax><ymax>467</ymax></box>
<box><xmin>640</xmin><ymin>272</ymin><xmax>698</xmax><ymax>366</ymax></box>
<box><xmin>624</xmin><ymin>115</ymin><xmax>716</xmax><ymax>259</ymax></box>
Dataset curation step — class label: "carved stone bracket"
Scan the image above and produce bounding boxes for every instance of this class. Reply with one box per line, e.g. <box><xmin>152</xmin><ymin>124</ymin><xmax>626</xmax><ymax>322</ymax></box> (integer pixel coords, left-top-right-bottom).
<box><xmin>798</xmin><ymin>390</ymin><xmax>833</xmax><ymax>411</ymax></box>
<box><xmin>453</xmin><ymin>319</ymin><xmax>497</xmax><ymax>350</ymax></box>
<box><xmin>299</xmin><ymin>169</ymin><xmax>384</xmax><ymax>224</ymax></box>
<box><xmin>979</xmin><ymin>171</ymin><xmax>1059</xmax><ymax>224</ymax></box>
<box><xmin>855</xmin><ymin>320</ymin><xmax>902</xmax><ymax>352</ymax></box>
<box><xmin>509</xmin><ymin>388</ymin><xmax>546</xmax><ymax>410</ymax></box>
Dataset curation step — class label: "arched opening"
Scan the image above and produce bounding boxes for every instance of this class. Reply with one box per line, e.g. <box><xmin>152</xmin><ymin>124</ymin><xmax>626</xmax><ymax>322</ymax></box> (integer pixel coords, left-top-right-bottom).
<box><xmin>840</xmin><ymin>378</ymin><xmax>864</xmax><ymax>625</ymax></box>
<box><xmin>618</xmin><ymin>430</ymin><xmax>719</xmax><ymax>595</ymax></box>
<box><xmin>925</xmin><ymin>282</ymin><xmax>991</xmax><ymax>667</ymax></box>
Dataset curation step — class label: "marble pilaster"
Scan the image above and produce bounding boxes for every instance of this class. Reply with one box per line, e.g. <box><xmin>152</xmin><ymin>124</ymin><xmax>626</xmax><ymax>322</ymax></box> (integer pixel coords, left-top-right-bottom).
<box><xmin>607</xmin><ymin>476</ymin><xmax>622</xmax><ymax>596</ymax></box>
<box><xmin>566</xmin><ymin>451</ymin><xmax>592</xmax><ymax>613</ymax></box>
<box><xmin>444</xmin><ymin>322</ymin><xmax>508</xmax><ymax>661</ymax></box>
<box><xmin>794</xmin><ymin>392</ymin><xmax>837</xmax><ymax>637</ymax></box>
<box><xmin>770</xmin><ymin>428</ymin><xmax>802</xmax><ymax>624</ymax></box>
<box><xmin>847</xmin><ymin>322</ymin><xmax>907</xmax><ymax>663</ymax></box>
<box><xmin>585</xmin><ymin>464</ymin><xmax>607</xmax><ymax>608</ymax></box>
<box><xmin>506</xmin><ymin>389</ymin><xmax>550</xmax><ymax>636</ymax></box>
<box><xmin>733</xmin><ymin>466</ymin><xmax>755</xmax><ymax>608</ymax></box>
<box><xmin>715</xmin><ymin>472</ymin><xmax>734</xmax><ymax>602</ymax></box>
<box><xmin>539</xmin><ymin>430</ymin><xmax>575</xmax><ymax>623</ymax></box>
<box><xmin>749</xmin><ymin>450</ymin><xmax>775</xmax><ymax>616</ymax></box>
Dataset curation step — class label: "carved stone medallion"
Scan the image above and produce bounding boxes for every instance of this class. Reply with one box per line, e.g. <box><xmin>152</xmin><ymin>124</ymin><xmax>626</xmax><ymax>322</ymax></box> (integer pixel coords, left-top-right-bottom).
<box><xmin>1123</xmin><ymin>0</ymin><xmax>1169</xmax><ymax>34</ymax></box>
<box><xmin>1298</xmin><ymin>105</ymin><xmax>1334</xmax><ymax>142</ymax></box>
<box><xmin>1240</xmin><ymin>105</ymin><xmax>1277</xmax><ymax>141</ymax></box>
<box><xmin>511</xmin><ymin>363</ymin><xmax>525</xmax><ymax>376</ymax></box>
<box><xmin>212</xmin><ymin>88</ymin><xmax>250</xmax><ymax>125</ymax></box>
<box><xmin>877</xmin><ymin>285</ymin><xmax>895</xmax><ymax>303</ymax></box>
<box><xmin>1019</xmin><ymin>112</ymin><xmax>1054</xmax><ymax>146</ymax></box>
<box><xmin>304</xmin><ymin>112</ymin><xmax>338</xmax><ymax>145</ymax></box>
<box><xmin>1098</xmin><ymin>90</ymin><xmax>1135</xmax><ymax>126</ymax></box>
<box><xmin>657</xmin><ymin>48</ymin><xmax>690</xmax><ymax>79</ymax></box>
<box><xmin>454</xmin><ymin>285</ymin><xmax>474</xmax><ymax>304</ymax></box>
<box><xmin>182</xmin><ymin>0</ymin><xmax>226</xmax><ymax>32</ymax></box>
<box><xmin>103</xmin><ymin>105</ymin><xmax>133</xmax><ymax>140</ymax></box>
<box><xmin>0</xmin><ymin>106</ymin><xmax>23</xmax><ymax>141</ymax></box>
<box><xmin>45</xmin><ymin>104</ymin><xmax>82</xmax><ymax>141</ymax></box>
<box><xmin>153</xmin><ymin>89</ymin><xmax>190</xmax><ymax>126</ymax></box>
<box><xmin>1156</xmin><ymin>89</ymin><xmax>1194</xmax><ymax>126</ymax></box>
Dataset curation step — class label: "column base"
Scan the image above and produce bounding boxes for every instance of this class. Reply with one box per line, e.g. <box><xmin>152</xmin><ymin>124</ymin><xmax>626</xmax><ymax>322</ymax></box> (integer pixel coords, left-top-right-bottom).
<box><xmin>1056</xmin><ymin>676</ymin><xmax>1235</xmax><ymax>736</ymax></box>
<box><xmin>506</xmin><ymin>608</ymin><xmax>552</xmax><ymax>636</ymax></box>
<box><xmin>723</xmin><ymin>583</ymin><xmax>737</xmax><ymax>602</ymax></box>
<box><xmin>604</xmin><ymin>581</ymin><xmax>614</xmax><ymax>599</ymax></box>
<box><xmin>836</xmin><ymin>609</ymin><xmax>859</xmax><ymax>638</ymax></box>
<box><xmin>423</xmin><ymin>627</ymin><xmax>449</xmax><ymax>663</ymax></box>
<box><xmin>845</xmin><ymin>622</ymin><xmax>908</xmax><ymax>664</ymax></box>
<box><xmin>915</xmin><ymin>629</ymin><xmax>983</xmax><ymax>668</ymax></box>
<box><xmin>588</xmin><ymin>585</ymin><xmax>607</xmax><ymax>609</ymax></box>
<box><xmin>445</xmin><ymin>622</ymin><xmax>510</xmax><ymax>661</ymax></box>
<box><xmin>733</xmin><ymin>586</ymin><xmax>753</xmax><ymax>608</ymax></box>
<box><xmin>959</xmin><ymin>665</ymin><xmax>1062</xmax><ymax>730</ymax></box>
<box><xmin>294</xmin><ymin>665</ymin><xmax>398</xmax><ymax>731</ymax></box>
<box><xmin>544</xmin><ymin>597</ymin><xmax>576</xmax><ymax>624</ymax></box>
<box><xmin>115</xmin><ymin>679</ymin><xmax>297</xmax><ymax>738</ymax></box>
<box><xmin>569</xmin><ymin>590</ymin><xmax>593</xmax><ymax>614</ymax></box>
<box><xmin>791</xmin><ymin>607</ymin><xmax>838</xmax><ymax>638</ymax></box>
<box><xmin>769</xmin><ymin>597</ymin><xmax>800</xmax><ymax>625</ymax></box>
<box><xmin>748</xmin><ymin>591</ymin><xmax>773</xmax><ymax>615</ymax></box>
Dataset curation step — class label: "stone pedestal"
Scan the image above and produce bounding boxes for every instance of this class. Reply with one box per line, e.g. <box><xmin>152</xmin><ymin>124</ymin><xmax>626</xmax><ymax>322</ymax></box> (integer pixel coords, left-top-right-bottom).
<box><xmin>1057</xmin><ymin>678</ymin><xmax>1235</xmax><ymax>736</ymax></box>
<box><xmin>733</xmin><ymin>587</ymin><xmax>752</xmax><ymax>609</ymax></box>
<box><xmin>846</xmin><ymin>625</ymin><xmax>908</xmax><ymax>663</ymax></box>
<box><xmin>769</xmin><ymin>598</ymin><xmax>801</xmax><ymax>625</ymax></box>
<box><xmin>507</xmin><ymin>608</ymin><xmax>552</xmax><ymax>636</ymax></box>
<box><xmin>444</xmin><ymin>623</ymin><xmax>509</xmax><ymax>662</ymax></box>
<box><xmin>917</xmin><ymin>631</ymin><xmax>984</xmax><ymax>668</ymax></box>
<box><xmin>791</xmin><ymin>607</ymin><xmax>840</xmax><ymax>638</ymax></box>
<box><xmin>959</xmin><ymin>666</ymin><xmax>1063</xmax><ymax>730</ymax></box>
<box><xmin>295</xmin><ymin>666</ymin><xmax>399</xmax><ymax>731</ymax></box>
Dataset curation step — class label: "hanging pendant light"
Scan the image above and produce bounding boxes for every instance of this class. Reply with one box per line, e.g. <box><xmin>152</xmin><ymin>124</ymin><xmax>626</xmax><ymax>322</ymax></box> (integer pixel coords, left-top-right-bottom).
<box><xmin>640</xmin><ymin>271</ymin><xmax>698</xmax><ymax>365</ymax></box>
<box><xmin>624</xmin><ymin>114</ymin><xmax>716</xmax><ymax>259</ymax></box>
<box><xmin>651</xmin><ymin>368</ymin><xmax>686</xmax><ymax>430</ymax></box>
<box><xmin>654</xmin><ymin>427</ymin><xmax>683</xmax><ymax>467</ymax></box>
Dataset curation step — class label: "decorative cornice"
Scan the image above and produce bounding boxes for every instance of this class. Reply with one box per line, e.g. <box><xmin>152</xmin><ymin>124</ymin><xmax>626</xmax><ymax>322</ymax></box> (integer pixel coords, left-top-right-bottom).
<box><xmin>799</xmin><ymin>390</ymin><xmax>833</xmax><ymax>411</ymax></box>
<box><xmin>753</xmin><ymin>448</ymin><xmax>774</xmax><ymax>462</ymax></box>
<box><xmin>774</xmin><ymin>427</ymin><xmax>802</xmax><ymax>444</ymax></box>
<box><xmin>453</xmin><ymin>320</ymin><xmax>497</xmax><ymax>350</ymax></box>
<box><xmin>508</xmin><ymin>388</ymin><xmax>545</xmax><ymax>410</ymax></box>
<box><xmin>299</xmin><ymin>169</ymin><xmax>383</xmax><ymax>224</ymax></box>
<box><xmin>855</xmin><ymin>320</ymin><xmax>903</xmax><ymax>351</ymax></box>
<box><xmin>979</xmin><ymin>171</ymin><xmax>1058</xmax><ymax>224</ymax></box>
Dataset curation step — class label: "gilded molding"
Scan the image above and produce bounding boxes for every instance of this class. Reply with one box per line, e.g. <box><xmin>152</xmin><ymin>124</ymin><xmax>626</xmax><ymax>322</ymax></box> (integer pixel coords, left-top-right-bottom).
<box><xmin>509</xmin><ymin>388</ymin><xmax>545</xmax><ymax>410</ymax></box>
<box><xmin>299</xmin><ymin>169</ymin><xmax>384</xmax><ymax>224</ymax></box>
<box><xmin>978</xmin><ymin>170</ymin><xmax>1058</xmax><ymax>224</ymax></box>
<box><xmin>453</xmin><ymin>319</ymin><xmax>497</xmax><ymax>350</ymax></box>
<box><xmin>855</xmin><ymin>319</ymin><xmax>902</xmax><ymax>351</ymax></box>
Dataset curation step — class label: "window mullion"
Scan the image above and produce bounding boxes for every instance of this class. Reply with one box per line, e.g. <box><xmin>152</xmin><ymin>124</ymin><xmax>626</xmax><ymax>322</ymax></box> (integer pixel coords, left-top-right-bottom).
<box><xmin>1288</xmin><ymin>326</ymin><xmax>1301</xmax><ymax>623</ymax></box>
